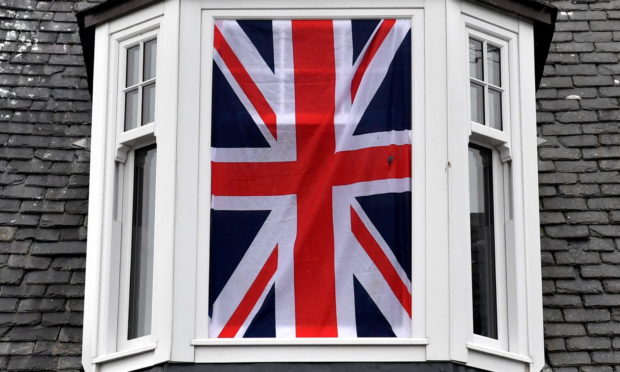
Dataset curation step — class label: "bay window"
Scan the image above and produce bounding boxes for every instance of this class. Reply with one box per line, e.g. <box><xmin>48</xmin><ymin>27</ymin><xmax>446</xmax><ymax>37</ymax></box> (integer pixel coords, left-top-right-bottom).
<box><xmin>80</xmin><ymin>0</ymin><xmax>553</xmax><ymax>371</ymax></box>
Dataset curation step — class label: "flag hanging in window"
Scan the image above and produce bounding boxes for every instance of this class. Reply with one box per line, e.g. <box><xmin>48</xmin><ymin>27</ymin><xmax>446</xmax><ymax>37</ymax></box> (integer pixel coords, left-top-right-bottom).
<box><xmin>209</xmin><ymin>19</ymin><xmax>412</xmax><ymax>338</ymax></box>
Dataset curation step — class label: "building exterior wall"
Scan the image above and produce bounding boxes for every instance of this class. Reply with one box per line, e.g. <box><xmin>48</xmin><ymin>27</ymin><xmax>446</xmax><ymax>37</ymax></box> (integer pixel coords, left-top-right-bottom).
<box><xmin>538</xmin><ymin>1</ymin><xmax>620</xmax><ymax>370</ymax></box>
<box><xmin>0</xmin><ymin>0</ymin><xmax>617</xmax><ymax>371</ymax></box>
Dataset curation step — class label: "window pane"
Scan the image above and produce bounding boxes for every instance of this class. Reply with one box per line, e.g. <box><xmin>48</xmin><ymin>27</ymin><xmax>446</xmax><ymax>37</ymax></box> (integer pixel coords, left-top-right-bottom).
<box><xmin>124</xmin><ymin>89</ymin><xmax>139</xmax><ymax>131</ymax></box>
<box><xmin>142</xmin><ymin>83</ymin><xmax>156</xmax><ymax>125</ymax></box>
<box><xmin>489</xmin><ymin>88</ymin><xmax>502</xmax><ymax>130</ymax></box>
<box><xmin>487</xmin><ymin>45</ymin><xmax>501</xmax><ymax>87</ymax></box>
<box><xmin>126</xmin><ymin>46</ymin><xmax>140</xmax><ymax>87</ymax></box>
<box><xmin>128</xmin><ymin>145</ymin><xmax>157</xmax><ymax>340</ymax></box>
<box><xmin>469</xmin><ymin>38</ymin><xmax>483</xmax><ymax>80</ymax></box>
<box><xmin>469</xmin><ymin>145</ymin><xmax>498</xmax><ymax>339</ymax></box>
<box><xmin>143</xmin><ymin>39</ymin><xmax>157</xmax><ymax>81</ymax></box>
<box><xmin>470</xmin><ymin>82</ymin><xmax>484</xmax><ymax>124</ymax></box>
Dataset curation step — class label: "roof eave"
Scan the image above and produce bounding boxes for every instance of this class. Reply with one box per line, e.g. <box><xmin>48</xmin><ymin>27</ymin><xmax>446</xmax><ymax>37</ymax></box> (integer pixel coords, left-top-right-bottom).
<box><xmin>76</xmin><ymin>0</ymin><xmax>557</xmax><ymax>92</ymax></box>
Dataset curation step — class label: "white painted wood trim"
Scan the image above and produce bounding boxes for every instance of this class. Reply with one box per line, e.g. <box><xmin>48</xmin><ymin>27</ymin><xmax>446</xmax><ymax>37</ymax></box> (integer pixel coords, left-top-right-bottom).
<box><xmin>446</xmin><ymin>0</ymin><xmax>471</xmax><ymax>363</ymax></box>
<box><xmin>171</xmin><ymin>0</ymin><xmax>201</xmax><ymax>362</ymax></box>
<box><xmin>92</xmin><ymin>342</ymin><xmax>158</xmax><ymax>364</ymax></box>
<box><xmin>467</xmin><ymin>348</ymin><xmax>532</xmax><ymax>372</ymax></box>
<box><xmin>467</xmin><ymin>342</ymin><xmax>533</xmax><ymax>364</ymax></box>
<box><xmin>422</xmin><ymin>0</ymin><xmax>450</xmax><ymax>361</ymax></box>
<box><xmin>191</xmin><ymin>338</ymin><xmax>429</xmax><ymax>346</ymax></box>
<box><xmin>518</xmin><ymin>18</ymin><xmax>545</xmax><ymax>372</ymax></box>
<box><xmin>194</xmin><ymin>344</ymin><xmax>427</xmax><ymax>363</ymax></box>
<box><xmin>199</xmin><ymin>0</ymin><xmax>425</xmax><ymax>9</ymax></box>
<box><xmin>82</xmin><ymin>22</ymin><xmax>110</xmax><ymax>372</ymax></box>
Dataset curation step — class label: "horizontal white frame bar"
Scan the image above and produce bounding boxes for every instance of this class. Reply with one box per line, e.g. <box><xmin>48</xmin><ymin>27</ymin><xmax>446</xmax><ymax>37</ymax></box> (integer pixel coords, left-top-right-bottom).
<box><xmin>467</xmin><ymin>342</ymin><xmax>532</xmax><ymax>364</ymax></box>
<box><xmin>194</xmin><ymin>344</ymin><xmax>427</xmax><ymax>363</ymax></box>
<box><xmin>205</xmin><ymin>8</ymin><xmax>422</xmax><ymax>18</ymax></box>
<box><xmin>470</xmin><ymin>122</ymin><xmax>508</xmax><ymax>145</ymax></box>
<box><xmin>92</xmin><ymin>342</ymin><xmax>157</xmax><ymax>365</ymax></box>
<box><xmin>118</xmin><ymin>123</ymin><xmax>156</xmax><ymax>146</ymax></box>
<box><xmin>123</xmin><ymin>77</ymin><xmax>157</xmax><ymax>93</ymax></box>
<box><xmin>200</xmin><ymin>0</ymin><xmax>424</xmax><ymax>10</ymax></box>
<box><xmin>191</xmin><ymin>338</ymin><xmax>429</xmax><ymax>346</ymax></box>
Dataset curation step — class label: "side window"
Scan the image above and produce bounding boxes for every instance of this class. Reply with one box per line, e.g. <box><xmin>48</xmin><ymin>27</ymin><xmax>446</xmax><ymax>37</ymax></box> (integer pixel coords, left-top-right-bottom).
<box><xmin>115</xmin><ymin>32</ymin><xmax>159</xmax><ymax>346</ymax></box>
<box><xmin>468</xmin><ymin>38</ymin><xmax>503</xmax><ymax>130</ymax></box>
<box><xmin>466</xmin><ymin>29</ymin><xmax>512</xmax><ymax>347</ymax></box>
<box><xmin>124</xmin><ymin>39</ymin><xmax>157</xmax><ymax>130</ymax></box>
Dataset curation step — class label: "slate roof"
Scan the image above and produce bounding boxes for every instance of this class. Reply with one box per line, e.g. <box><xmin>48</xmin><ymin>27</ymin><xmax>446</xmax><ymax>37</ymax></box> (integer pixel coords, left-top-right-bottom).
<box><xmin>0</xmin><ymin>0</ymin><xmax>104</xmax><ymax>370</ymax></box>
<box><xmin>537</xmin><ymin>0</ymin><xmax>620</xmax><ymax>369</ymax></box>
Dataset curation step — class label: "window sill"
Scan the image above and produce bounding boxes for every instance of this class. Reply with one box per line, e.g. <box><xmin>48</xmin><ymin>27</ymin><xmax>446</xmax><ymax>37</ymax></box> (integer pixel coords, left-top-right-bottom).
<box><xmin>92</xmin><ymin>341</ymin><xmax>157</xmax><ymax>365</ymax></box>
<box><xmin>191</xmin><ymin>338</ymin><xmax>429</xmax><ymax>346</ymax></box>
<box><xmin>466</xmin><ymin>342</ymin><xmax>532</xmax><ymax>364</ymax></box>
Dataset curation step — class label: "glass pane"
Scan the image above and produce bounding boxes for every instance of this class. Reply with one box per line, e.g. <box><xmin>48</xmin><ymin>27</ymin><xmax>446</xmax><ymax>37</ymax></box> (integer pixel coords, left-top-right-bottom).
<box><xmin>142</xmin><ymin>83</ymin><xmax>156</xmax><ymax>125</ymax></box>
<box><xmin>487</xmin><ymin>45</ymin><xmax>501</xmax><ymax>87</ymax></box>
<box><xmin>469</xmin><ymin>38</ymin><xmax>483</xmax><ymax>80</ymax></box>
<box><xmin>470</xmin><ymin>82</ymin><xmax>484</xmax><ymax>124</ymax></box>
<box><xmin>469</xmin><ymin>145</ymin><xmax>498</xmax><ymax>339</ymax></box>
<box><xmin>124</xmin><ymin>89</ymin><xmax>139</xmax><ymax>131</ymax></box>
<box><xmin>128</xmin><ymin>145</ymin><xmax>157</xmax><ymax>340</ymax></box>
<box><xmin>489</xmin><ymin>89</ymin><xmax>502</xmax><ymax>130</ymax></box>
<box><xmin>143</xmin><ymin>39</ymin><xmax>157</xmax><ymax>81</ymax></box>
<box><xmin>126</xmin><ymin>46</ymin><xmax>140</xmax><ymax>87</ymax></box>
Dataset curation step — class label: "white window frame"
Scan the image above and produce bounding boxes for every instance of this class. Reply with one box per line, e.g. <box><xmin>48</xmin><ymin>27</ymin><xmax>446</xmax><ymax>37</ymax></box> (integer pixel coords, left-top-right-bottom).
<box><xmin>465</xmin><ymin>21</ymin><xmax>513</xmax><ymax>353</ymax></box>
<box><xmin>115</xmin><ymin>28</ymin><xmax>159</xmax><ymax>352</ymax></box>
<box><xmin>172</xmin><ymin>0</ymin><xmax>430</xmax><ymax>364</ymax></box>
<box><xmin>82</xmin><ymin>2</ymin><xmax>180</xmax><ymax>371</ymax></box>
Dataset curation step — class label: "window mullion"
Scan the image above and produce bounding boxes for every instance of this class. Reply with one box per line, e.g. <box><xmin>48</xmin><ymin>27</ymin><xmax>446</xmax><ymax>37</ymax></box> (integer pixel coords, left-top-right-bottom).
<box><xmin>136</xmin><ymin>42</ymin><xmax>145</xmax><ymax>130</ymax></box>
<box><xmin>492</xmin><ymin>152</ymin><xmax>508</xmax><ymax>348</ymax></box>
<box><xmin>137</xmin><ymin>86</ymin><xmax>143</xmax><ymax>129</ymax></box>
<box><xmin>122</xmin><ymin>78</ymin><xmax>157</xmax><ymax>96</ymax></box>
<box><xmin>482</xmin><ymin>41</ymin><xmax>490</xmax><ymax>127</ymax></box>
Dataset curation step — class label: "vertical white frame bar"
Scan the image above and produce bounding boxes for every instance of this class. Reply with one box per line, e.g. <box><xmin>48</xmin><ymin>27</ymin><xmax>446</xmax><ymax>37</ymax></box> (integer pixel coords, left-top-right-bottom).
<box><xmin>518</xmin><ymin>19</ymin><xmax>545</xmax><ymax>372</ymax></box>
<box><xmin>83</xmin><ymin>22</ymin><xmax>111</xmax><ymax>368</ymax></box>
<box><xmin>423</xmin><ymin>0</ymin><xmax>450</xmax><ymax>362</ymax></box>
<box><xmin>171</xmin><ymin>0</ymin><xmax>203</xmax><ymax>362</ymax></box>
<box><xmin>446</xmin><ymin>0</ymin><xmax>470</xmax><ymax>363</ymax></box>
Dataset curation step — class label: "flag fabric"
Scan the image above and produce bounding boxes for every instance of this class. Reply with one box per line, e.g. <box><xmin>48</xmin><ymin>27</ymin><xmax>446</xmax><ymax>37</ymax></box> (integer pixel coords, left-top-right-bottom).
<box><xmin>209</xmin><ymin>19</ymin><xmax>412</xmax><ymax>338</ymax></box>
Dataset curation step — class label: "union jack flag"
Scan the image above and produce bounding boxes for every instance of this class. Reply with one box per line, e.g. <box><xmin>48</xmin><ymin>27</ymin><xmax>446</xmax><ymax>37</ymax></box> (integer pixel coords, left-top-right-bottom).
<box><xmin>208</xmin><ymin>19</ymin><xmax>412</xmax><ymax>338</ymax></box>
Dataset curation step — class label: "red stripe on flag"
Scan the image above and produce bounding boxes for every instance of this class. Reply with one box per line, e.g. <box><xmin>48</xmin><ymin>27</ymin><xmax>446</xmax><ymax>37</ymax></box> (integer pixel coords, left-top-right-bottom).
<box><xmin>332</xmin><ymin>144</ymin><xmax>411</xmax><ymax>186</ymax></box>
<box><xmin>291</xmin><ymin>20</ymin><xmax>339</xmax><ymax>337</ymax></box>
<box><xmin>214</xmin><ymin>26</ymin><xmax>278</xmax><ymax>140</ymax></box>
<box><xmin>350</xmin><ymin>19</ymin><xmax>396</xmax><ymax>101</ymax></box>
<box><xmin>350</xmin><ymin>208</ymin><xmax>412</xmax><ymax>317</ymax></box>
<box><xmin>218</xmin><ymin>246</ymin><xmax>278</xmax><ymax>338</ymax></box>
<box><xmin>211</xmin><ymin>144</ymin><xmax>410</xmax><ymax>196</ymax></box>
